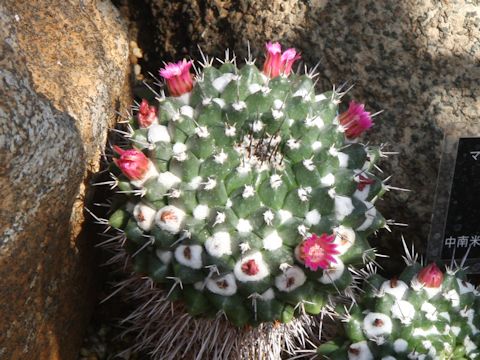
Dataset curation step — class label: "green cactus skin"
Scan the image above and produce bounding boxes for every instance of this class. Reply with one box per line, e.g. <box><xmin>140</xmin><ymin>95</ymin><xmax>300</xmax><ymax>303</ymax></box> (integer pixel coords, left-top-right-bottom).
<box><xmin>318</xmin><ymin>264</ymin><xmax>480</xmax><ymax>360</ymax></box>
<box><xmin>109</xmin><ymin>58</ymin><xmax>388</xmax><ymax>327</ymax></box>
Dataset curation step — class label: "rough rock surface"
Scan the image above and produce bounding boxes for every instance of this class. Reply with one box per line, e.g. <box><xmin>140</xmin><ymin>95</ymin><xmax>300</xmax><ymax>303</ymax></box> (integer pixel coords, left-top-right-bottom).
<box><xmin>134</xmin><ymin>0</ymin><xmax>480</xmax><ymax>272</ymax></box>
<box><xmin>0</xmin><ymin>0</ymin><xmax>130</xmax><ymax>358</ymax></box>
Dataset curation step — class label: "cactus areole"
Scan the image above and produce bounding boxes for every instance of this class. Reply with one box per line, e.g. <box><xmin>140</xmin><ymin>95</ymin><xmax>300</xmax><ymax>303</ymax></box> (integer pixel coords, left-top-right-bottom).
<box><xmin>107</xmin><ymin>42</ymin><xmax>387</xmax><ymax>327</ymax></box>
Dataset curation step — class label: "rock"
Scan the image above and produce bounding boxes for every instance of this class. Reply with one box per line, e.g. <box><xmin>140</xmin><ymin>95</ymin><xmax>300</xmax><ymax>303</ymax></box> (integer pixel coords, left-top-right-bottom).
<box><xmin>133</xmin><ymin>0</ymin><xmax>480</xmax><ymax>273</ymax></box>
<box><xmin>0</xmin><ymin>0</ymin><xmax>130</xmax><ymax>358</ymax></box>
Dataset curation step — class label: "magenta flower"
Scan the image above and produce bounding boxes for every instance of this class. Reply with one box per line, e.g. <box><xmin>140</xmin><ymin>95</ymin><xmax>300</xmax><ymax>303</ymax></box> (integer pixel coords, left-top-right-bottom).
<box><xmin>417</xmin><ymin>263</ymin><xmax>443</xmax><ymax>288</ymax></box>
<box><xmin>301</xmin><ymin>233</ymin><xmax>340</xmax><ymax>271</ymax></box>
<box><xmin>137</xmin><ymin>99</ymin><xmax>157</xmax><ymax>128</ymax></box>
<box><xmin>113</xmin><ymin>146</ymin><xmax>150</xmax><ymax>180</ymax></box>
<box><xmin>339</xmin><ymin>101</ymin><xmax>374</xmax><ymax>139</ymax></box>
<box><xmin>262</xmin><ymin>42</ymin><xmax>301</xmax><ymax>78</ymax></box>
<box><xmin>159</xmin><ymin>59</ymin><xmax>194</xmax><ymax>97</ymax></box>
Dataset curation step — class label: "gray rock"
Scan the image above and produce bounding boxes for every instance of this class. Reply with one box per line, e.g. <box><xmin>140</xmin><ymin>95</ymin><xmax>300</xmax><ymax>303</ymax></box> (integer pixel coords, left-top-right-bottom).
<box><xmin>0</xmin><ymin>0</ymin><xmax>130</xmax><ymax>357</ymax></box>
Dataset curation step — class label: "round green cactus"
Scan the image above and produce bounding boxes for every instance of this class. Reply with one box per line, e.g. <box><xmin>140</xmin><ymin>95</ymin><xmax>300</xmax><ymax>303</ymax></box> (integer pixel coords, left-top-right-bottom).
<box><xmin>107</xmin><ymin>43</ymin><xmax>389</xmax><ymax>328</ymax></box>
<box><xmin>318</xmin><ymin>257</ymin><xmax>480</xmax><ymax>359</ymax></box>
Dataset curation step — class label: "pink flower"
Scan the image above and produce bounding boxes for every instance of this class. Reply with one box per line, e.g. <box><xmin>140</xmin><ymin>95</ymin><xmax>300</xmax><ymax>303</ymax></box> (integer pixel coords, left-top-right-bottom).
<box><xmin>263</xmin><ymin>42</ymin><xmax>301</xmax><ymax>78</ymax></box>
<box><xmin>417</xmin><ymin>263</ymin><xmax>443</xmax><ymax>288</ymax></box>
<box><xmin>339</xmin><ymin>101</ymin><xmax>374</xmax><ymax>139</ymax></box>
<box><xmin>113</xmin><ymin>146</ymin><xmax>150</xmax><ymax>180</ymax></box>
<box><xmin>301</xmin><ymin>233</ymin><xmax>340</xmax><ymax>271</ymax></box>
<box><xmin>159</xmin><ymin>59</ymin><xmax>194</xmax><ymax>97</ymax></box>
<box><xmin>137</xmin><ymin>99</ymin><xmax>157</xmax><ymax>128</ymax></box>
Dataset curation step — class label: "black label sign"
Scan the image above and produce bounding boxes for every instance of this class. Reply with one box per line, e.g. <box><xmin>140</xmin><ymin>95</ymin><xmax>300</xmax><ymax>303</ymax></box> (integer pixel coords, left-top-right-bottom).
<box><xmin>441</xmin><ymin>137</ymin><xmax>480</xmax><ymax>261</ymax></box>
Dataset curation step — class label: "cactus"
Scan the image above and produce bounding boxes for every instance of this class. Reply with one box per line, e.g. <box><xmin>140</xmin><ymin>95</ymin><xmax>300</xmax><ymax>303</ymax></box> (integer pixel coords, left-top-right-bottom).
<box><xmin>106</xmin><ymin>42</ymin><xmax>390</xmax><ymax>331</ymax></box>
<box><xmin>317</xmin><ymin>246</ymin><xmax>480</xmax><ymax>360</ymax></box>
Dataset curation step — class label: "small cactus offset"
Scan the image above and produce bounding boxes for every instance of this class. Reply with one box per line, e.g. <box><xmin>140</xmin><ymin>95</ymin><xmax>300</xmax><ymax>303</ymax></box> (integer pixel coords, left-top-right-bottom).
<box><xmin>318</xmin><ymin>256</ymin><xmax>480</xmax><ymax>359</ymax></box>
<box><xmin>107</xmin><ymin>42</ymin><xmax>389</xmax><ymax>329</ymax></box>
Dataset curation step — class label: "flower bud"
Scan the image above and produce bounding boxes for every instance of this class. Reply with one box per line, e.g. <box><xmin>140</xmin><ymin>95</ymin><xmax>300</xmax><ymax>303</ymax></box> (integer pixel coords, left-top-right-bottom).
<box><xmin>159</xmin><ymin>59</ymin><xmax>194</xmax><ymax>97</ymax></box>
<box><xmin>417</xmin><ymin>263</ymin><xmax>443</xmax><ymax>288</ymax></box>
<box><xmin>339</xmin><ymin>101</ymin><xmax>374</xmax><ymax>139</ymax></box>
<box><xmin>113</xmin><ymin>146</ymin><xmax>149</xmax><ymax>181</ymax></box>
<box><xmin>137</xmin><ymin>99</ymin><xmax>157</xmax><ymax>128</ymax></box>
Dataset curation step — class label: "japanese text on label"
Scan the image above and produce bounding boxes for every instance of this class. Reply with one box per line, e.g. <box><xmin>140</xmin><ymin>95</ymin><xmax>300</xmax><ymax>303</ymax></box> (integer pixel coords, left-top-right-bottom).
<box><xmin>444</xmin><ymin>235</ymin><xmax>480</xmax><ymax>248</ymax></box>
